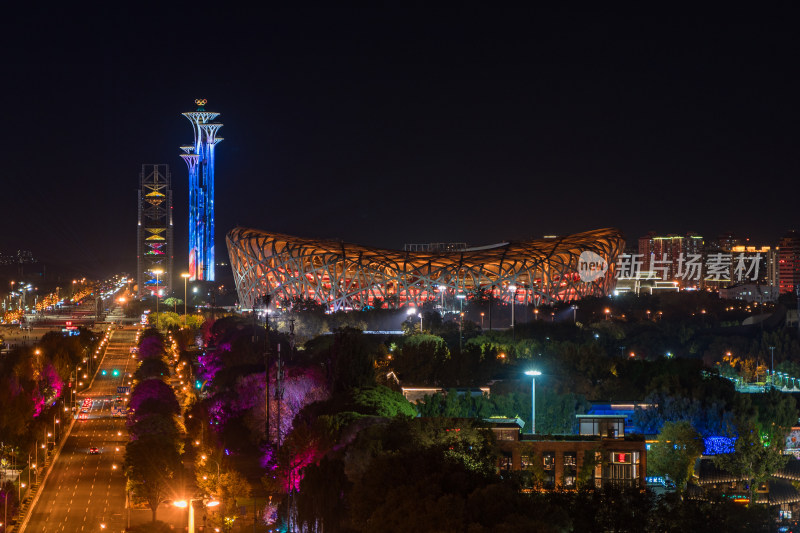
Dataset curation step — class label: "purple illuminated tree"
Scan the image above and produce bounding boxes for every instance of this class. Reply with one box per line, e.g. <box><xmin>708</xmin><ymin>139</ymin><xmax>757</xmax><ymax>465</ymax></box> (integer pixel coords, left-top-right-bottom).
<box><xmin>129</xmin><ymin>379</ymin><xmax>180</xmax><ymax>416</ymax></box>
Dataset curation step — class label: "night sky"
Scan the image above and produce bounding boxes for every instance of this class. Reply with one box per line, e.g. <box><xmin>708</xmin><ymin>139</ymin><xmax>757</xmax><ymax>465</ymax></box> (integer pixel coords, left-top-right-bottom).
<box><xmin>3</xmin><ymin>7</ymin><xmax>798</xmax><ymax>276</ymax></box>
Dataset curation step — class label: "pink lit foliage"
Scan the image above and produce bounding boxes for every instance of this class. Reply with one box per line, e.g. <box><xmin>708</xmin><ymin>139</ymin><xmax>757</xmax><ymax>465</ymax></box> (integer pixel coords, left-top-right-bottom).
<box><xmin>138</xmin><ymin>337</ymin><xmax>165</xmax><ymax>360</ymax></box>
<box><xmin>32</xmin><ymin>362</ymin><xmax>63</xmax><ymax>418</ymax></box>
<box><xmin>268</xmin><ymin>365</ymin><xmax>329</xmax><ymax>446</ymax></box>
<box><xmin>129</xmin><ymin>379</ymin><xmax>180</xmax><ymax>415</ymax></box>
<box><xmin>196</xmin><ymin>342</ymin><xmax>231</xmax><ymax>383</ymax></box>
<box><xmin>206</xmin><ymin>365</ymin><xmax>329</xmax><ymax>448</ymax></box>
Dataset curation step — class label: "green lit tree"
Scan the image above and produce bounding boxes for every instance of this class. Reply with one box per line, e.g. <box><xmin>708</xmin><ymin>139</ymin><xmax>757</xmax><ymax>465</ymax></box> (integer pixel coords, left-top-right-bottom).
<box><xmin>648</xmin><ymin>421</ymin><xmax>704</xmax><ymax>489</ymax></box>
<box><xmin>713</xmin><ymin>422</ymin><xmax>788</xmax><ymax>501</ymax></box>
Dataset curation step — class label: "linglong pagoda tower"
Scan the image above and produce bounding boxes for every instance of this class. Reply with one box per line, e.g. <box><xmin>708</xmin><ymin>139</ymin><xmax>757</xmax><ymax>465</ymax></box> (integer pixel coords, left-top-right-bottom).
<box><xmin>180</xmin><ymin>99</ymin><xmax>223</xmax><ymax>281</ymax></box>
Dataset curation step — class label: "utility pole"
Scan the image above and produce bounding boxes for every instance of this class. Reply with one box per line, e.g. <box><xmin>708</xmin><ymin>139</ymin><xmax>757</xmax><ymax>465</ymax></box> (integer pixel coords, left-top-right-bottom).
<box><xmin>262</xmin><ymin>295</ymin><xmax>271</xmax><ymax>445</ymax></box>
<box><xmin>770</xmin><ymin>346</ymin><xmax>776</xmax><ymax>387</ymax></box>
<box><xmin>488</xmin><ymin>286</ymin><xmax>494</xmax><ymax>331</ymax></box>
<box><xmin>275</xmin><ymin>344</ymin><xmax>284</xmax><ymax>450</ymax></box>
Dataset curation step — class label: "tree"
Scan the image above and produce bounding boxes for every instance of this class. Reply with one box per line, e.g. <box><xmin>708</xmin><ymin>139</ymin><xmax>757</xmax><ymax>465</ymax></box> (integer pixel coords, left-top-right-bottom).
<box><xmin>331</xmin><ymin>328</ymin><xmax>377</xmax><ymax>393</ymax></box>
<box><xmin>713</xmin><ymin>422</ymin><xmax>789</xmax><ymax>501</ymax></box>
<box><xmin>129</xmin><ymin>379</ymin><xmax>180</xmax><ymax>416</ymax></box>
<box><xmin>648</xmin><ymin>421</ymin><xmax>704</xmax><ymax>489</ymax></box>
<box><xmin>133</xmin><ymin>357</ymin><xmax>170</xmax><ymax>382</ymax></box>
<box><xmin>347</xmin><ymin>386</ymin><xmax>417</xmax><ymax>418</ymax></box>
<box><xmin>296</xmin><ymin>457</ymin><xmax>351</xmax><ymax>533</ymax></box>
<box><xmin>217</xmin><ymin>469</ymin><xmax>251</xmax><ymax>522</ymax></box>
<box><xmin>393</xmin><ymin>334</ymin><xmax>449</xmax><ymax>385</ymax></box>
<box><xmin>125</xmin><ymin>436</ymin><xmax>182</xmax><ymax>522</ymax></box>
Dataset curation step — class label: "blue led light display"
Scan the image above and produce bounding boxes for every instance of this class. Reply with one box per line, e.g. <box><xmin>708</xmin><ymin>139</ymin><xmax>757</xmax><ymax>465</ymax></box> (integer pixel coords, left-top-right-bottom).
<box><xmin>180</xmin><ymin>99</ymin><xmax>223</xmax><ymax>282</ymax></box>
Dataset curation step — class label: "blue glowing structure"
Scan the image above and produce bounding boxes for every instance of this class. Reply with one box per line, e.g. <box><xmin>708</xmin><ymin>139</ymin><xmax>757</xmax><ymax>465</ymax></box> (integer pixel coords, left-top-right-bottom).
<box><xmin>703</xmin><ymin>436</ymin><xmax>736</xmax><ymax>455</ymax></box>
<box><xmin>180</xmin><ymin>99</ymin><xmax>223</xmax><ymax>281</ymax></box>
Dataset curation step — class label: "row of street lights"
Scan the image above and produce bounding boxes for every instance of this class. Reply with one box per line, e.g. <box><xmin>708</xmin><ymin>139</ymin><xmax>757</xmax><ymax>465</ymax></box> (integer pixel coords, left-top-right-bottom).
<box><xmin>150</xmin><ymin>270</ymin><xmax>193</xmax><ymax>328</ymax></box>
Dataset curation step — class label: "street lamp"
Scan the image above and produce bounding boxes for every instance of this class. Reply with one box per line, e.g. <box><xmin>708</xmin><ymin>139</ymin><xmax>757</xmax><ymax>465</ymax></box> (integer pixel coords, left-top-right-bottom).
<box><xmin>181</xmin><ymin>273</ymin><xmax>190</xmax><ymax>326</ymax></box>
<box><xmin>151</xmin><ymin>269</ymin><xmax>163</xmax><ymax>328</ymax></box>
<box><xmin>769</xmin><ymin>346</ymin><xmax>775</xmax><ymax>387</ymax></box>
<box><xmin>174</xmin><ymin>497</ymin><xmax>219</xmax><ymax>533</ymax></box>
<box><xmin>524</xmin><ymin>370</ymin><xmax>542</xmax><ymax>434</ymax></box>
<box><xmin>200</xmin><ymin>454</ymin><xmax>221</xmax><ymax>492</ymax></box>
<box><xmin>508</xmin><ymin>285</ymin><xmax>517</xmax><ymax>341</ymax></box>
<box><xmin>418</xmin><ymin>313</ymin><xmax>423</xmax><ymax>332</ymax></box>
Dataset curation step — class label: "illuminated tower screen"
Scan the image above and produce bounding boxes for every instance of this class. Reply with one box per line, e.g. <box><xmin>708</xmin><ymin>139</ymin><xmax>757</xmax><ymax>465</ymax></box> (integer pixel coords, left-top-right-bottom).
<box><xmin>181</xmin><ymin>98</ymin><xmax>223</xmax><ymax>281</ymax></box>
<box><xmin>137</xmin><ymin>164</ymin><xmax>173</xmax><ymax>298</ymax></box>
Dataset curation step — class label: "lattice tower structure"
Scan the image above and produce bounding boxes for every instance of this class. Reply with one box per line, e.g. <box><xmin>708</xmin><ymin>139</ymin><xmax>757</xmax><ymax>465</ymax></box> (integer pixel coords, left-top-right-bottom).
<box><xmin>227</xmin><ymin>227</ymin><xmax>625</xmax><ymax>311</ymax></box>
<box><xmin>181</xmin><ymin>99</ymin><xmax>223</xmax><ymax>281</ymax></box>
<box><xmin>137</xmin><ymin>164</ymin><xmax>174</xmax><ymax>298</ymax></box>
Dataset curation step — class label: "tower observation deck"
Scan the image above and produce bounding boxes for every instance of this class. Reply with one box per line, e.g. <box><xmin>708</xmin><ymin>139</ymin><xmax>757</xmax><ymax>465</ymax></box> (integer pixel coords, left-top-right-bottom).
<box><xmin>181</xmin><ymin>99</ymin><xmax>223</xmax><ymax>281</ymax></box>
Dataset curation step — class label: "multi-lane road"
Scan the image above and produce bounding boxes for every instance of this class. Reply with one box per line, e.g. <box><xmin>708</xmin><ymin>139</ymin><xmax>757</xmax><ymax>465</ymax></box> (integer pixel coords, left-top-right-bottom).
<box><xmin>22</xmin><ymin>326</ymin><xmax>138</xmax><ymax>533</ymax></box>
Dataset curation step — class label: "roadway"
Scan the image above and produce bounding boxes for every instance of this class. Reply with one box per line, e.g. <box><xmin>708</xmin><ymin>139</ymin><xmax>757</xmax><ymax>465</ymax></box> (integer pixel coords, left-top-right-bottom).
<box><xmin>22</xmin><ymin>326</ymin><xmax>138</xmax><ymax>533</ymax></box>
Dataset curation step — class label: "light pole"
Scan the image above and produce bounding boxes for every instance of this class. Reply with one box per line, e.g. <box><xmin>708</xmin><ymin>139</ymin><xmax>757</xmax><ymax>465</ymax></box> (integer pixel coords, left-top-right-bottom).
<box><xmin>509</xmin><ymin>285</ymin><xmax>517</xmax><ymax>341</ymax></box>
<box><xmin>200</xmin><ymin>455</ymin><xmax>221</xmax><ymax>493</ymax></box>
<box><xmin>769</xmin><ymin>346</ymin><xmax>775</xmax><ymax>386</ymax></box>
<box><xmin>459</xmin><ymin>312</ymin><xmax>464</xmax><ymax>352</ymax></box>
<box><xmin>524</xmin><ymin>370</ymin><xmax>541</xmax><ymax>434</ymax></box>
<box><xmin>151</xmin><ymin>269</ymin><xmax>163</xmax><ymax>328</ymax></box>
<box><xmin>174</xmin><ymin>498</ymin><xmax>219</xmax><ymax>533</ymax></box>
<box><xmin>480</xmin><ymin>312</ymin><xmax>485</xmax><ymax>329</ymax></box>
<box><xmin>181</xmin><ymin>273</ymin><xmax>190</xmax><ymax>326</ymax></box>
<box><xmin>418</xmin><ymin>313</ymin><xmax>423</xmax><ymax>332</ymax></box>
<box><xmin>457</xmin><ymin>293</ymin><xmax>466</xmax><ymax>314</ymax></box>
<box><xmin>571</xmin><ymin>305</ymin><xmax>578</xmax><ymax>323</ymax></box>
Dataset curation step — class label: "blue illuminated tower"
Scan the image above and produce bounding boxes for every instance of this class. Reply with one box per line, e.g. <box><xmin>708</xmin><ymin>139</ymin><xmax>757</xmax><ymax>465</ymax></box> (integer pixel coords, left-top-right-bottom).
<box><xmin>180</xmin><ymin>99</ymin><xmax>223</xmax><ymax>281</ymax></box>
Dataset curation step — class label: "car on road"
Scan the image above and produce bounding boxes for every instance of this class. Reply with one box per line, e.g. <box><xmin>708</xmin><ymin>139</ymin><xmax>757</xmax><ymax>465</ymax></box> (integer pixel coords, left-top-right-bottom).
<box><xmin>88</xmin><ymin>446</ymin><xmax>99</xmax><ymax>454</ymax></box>
<box><xmin>78</xmin><ymin>413</ymin><xmax>89</xmax><ymax>420</ymax></box>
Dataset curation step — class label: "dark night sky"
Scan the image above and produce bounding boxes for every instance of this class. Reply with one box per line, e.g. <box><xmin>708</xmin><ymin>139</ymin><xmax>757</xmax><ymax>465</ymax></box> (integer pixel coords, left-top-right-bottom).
<box><xmin>2</xmin><ymin>7</ymin><xmax>798</xmax><ymax>276</ymax></box>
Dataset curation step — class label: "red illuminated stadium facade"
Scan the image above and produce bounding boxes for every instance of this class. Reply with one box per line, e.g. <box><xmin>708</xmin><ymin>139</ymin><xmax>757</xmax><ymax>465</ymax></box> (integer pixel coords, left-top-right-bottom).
<box><xmin>226</xmin><ymin>227</ymin><xmax>625</xmax><ymax>312</ymax></box>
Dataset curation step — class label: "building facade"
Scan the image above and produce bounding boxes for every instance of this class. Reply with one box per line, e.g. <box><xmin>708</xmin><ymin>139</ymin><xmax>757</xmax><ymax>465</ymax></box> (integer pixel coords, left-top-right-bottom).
<box><xmin>180</xmin><ymin>99</ymin><xmax>223</xmax><ymax>282</ymax></box>
<box><xmin>636</xmin><ymin>232</ymin><xmax>704</xmax><ymax>288</ymax></box>
<box><xmin>227</xmin><ymin>227</ymin><xmax>625</xmax><ymax>311</ymax></box>
<box><xmin>137</xmin><ymin>164</ymin><xmax>173</xmax><ymax>298</ymax></box>
<box><xmin>779</xmin><ymin>231</ymin><xmax>800</xmax><ymax>295</ymax></box>
<box><xmin>489</xmin><ymin>416</ymin><xmax>647</xmax><ymax>490</ymax></box>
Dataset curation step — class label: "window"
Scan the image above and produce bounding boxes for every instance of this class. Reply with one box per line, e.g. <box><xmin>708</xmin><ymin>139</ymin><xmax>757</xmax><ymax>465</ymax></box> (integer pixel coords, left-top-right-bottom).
<box><xmin>496</xmin><ymin>429</ymin><xmax>517</xmax><ymax>441</ymax></box>
<box><xmin>605</xmin><ymin>451</ymin><xmax>640</xmax><ymax>487</ymax></box>
<box><xmin>563</xmin><ymin>452</ymin><xmax>577</xmax><ymax>488</ymax></box>
<box><xmin>499</xmin><ymin>452</ymin><xmax>512</xmax><ymax>471</ymax></box>
<box><xmin>521</xmin><ymin>455</ymin><xmax>533</xmax><ymax>469</ymax></box>
<box><xmin>543</xmin><ymin>452</ymin><xmax>556</xmax><ymax>489</ymax></box>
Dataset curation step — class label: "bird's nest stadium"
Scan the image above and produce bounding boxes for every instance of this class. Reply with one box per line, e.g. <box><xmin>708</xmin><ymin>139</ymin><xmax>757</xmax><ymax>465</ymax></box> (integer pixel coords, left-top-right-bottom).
<box><xmin>227</xmin><ymin>227</ymin><xmax>625</xmax><ymax>312</ymax></box>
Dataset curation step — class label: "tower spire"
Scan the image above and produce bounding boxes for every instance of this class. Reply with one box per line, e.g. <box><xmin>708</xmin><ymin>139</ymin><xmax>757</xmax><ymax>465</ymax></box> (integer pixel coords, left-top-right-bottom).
<box><xmin>181</xmin><ymin>99</ymin><xmax>222</xmax><ymax>281</ymax></box>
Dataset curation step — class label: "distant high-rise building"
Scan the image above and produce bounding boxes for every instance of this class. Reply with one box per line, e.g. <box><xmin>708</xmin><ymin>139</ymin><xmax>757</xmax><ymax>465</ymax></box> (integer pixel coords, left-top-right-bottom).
<box><xmin>779</xmin><ymin>231</ymin><xmax>800</xmax><ymax>294</ymax></box>
<box><xmin>637</xmin><ymin>232</ymin><xmax>704</xmax><ymax>287</ymax></box>
<box><xmin>137</xmin><ymin>164</ymin><xmax>173</xmax><ymax>298</ymax></box>
<box><xmin>730</xmin><ymin>245</ymin><xmax>776</xmax><ymax>286</ymax></box>
<box><xmin>767</xmin><ymin>248</ymin><xmax>780</xmax><ymax>287</ymax></box>
<box><xmin>180</xmin><ymin>99</ymin><xmax>223</xmax><ymax>282</ymax></box>
<box><xmin>638</xmin><ymin>232</ymin><xmax>656</xmax><ymax>272</ymax></box>
<box><xmin>717</xmin><ymin>232</ymin><xmax>740</xmax><ymax>252</ymax></box>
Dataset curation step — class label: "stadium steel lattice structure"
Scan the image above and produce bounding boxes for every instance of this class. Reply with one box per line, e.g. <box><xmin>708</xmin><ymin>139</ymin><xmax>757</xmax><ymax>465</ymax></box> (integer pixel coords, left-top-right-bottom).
<box><xmin>227</xmin><ymin>227</ymin><xmax>625</xmax><ymax>312</ymax></box>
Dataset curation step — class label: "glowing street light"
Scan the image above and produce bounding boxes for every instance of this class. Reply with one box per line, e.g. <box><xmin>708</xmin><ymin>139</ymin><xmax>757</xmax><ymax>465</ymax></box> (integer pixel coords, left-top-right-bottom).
<box><xmin>508</xmin><ymin>285</ymin><xmax>517</xmax><ymax>341</ymax></box>
<box><xmin>151</xmin><ymin>269</ymin><xmax>164</xmax><ymax>328</ymax></box>
<box><xmin>181</xmin><ymin>273</ymin><xmax>191</xmax><ymax>326</ymax></box>
<box><xmin>524</xmin><ymin>370</ymin><xmax>542</xmax><ymax>434</ymax></box>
